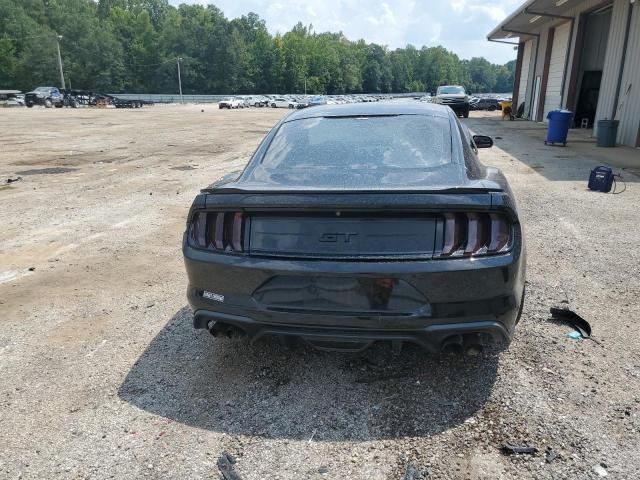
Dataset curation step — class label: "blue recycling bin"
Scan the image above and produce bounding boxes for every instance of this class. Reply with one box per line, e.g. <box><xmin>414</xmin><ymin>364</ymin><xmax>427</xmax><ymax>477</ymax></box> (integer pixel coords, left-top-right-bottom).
<box><xmin>545</xmin><ymin>109</ymin><xmax>573</xmax><ymax>146</ymax></box>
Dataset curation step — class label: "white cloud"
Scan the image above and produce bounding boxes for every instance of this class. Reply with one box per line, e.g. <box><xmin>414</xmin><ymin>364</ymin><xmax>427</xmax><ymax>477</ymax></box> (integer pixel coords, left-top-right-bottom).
<box><xmin>168</xmin><ymin>0</ymin><xmax>523</xmax><ymax>64</ymax></box>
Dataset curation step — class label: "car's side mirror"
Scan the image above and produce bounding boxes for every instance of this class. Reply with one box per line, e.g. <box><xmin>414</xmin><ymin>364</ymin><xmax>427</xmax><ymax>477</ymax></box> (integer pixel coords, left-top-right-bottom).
<box><xmin>473</xmin><ymin>135</ymin><xmax>493</xmax><ymax>148</ymax></box>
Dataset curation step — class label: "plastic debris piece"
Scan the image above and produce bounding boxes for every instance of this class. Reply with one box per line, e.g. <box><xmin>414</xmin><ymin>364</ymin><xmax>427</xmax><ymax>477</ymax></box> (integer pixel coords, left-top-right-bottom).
<box><xmin>567</xmin><ymin>331</ymin><xmax>583</xmax><ymax>340</ymax></box>
<box><xmin>501</xmin><ymin>444</ymin><xmax>538</xmax><ymax>455</ymax></box>
<box><xmin>549</xmin><ymin>307</ymin><xmax>592</xmax><ymax>338</ymax></box>
<box><xmin>592</xmin><ymin>464</ymin><xmax>608</xmax><ymax>477</ymax></box>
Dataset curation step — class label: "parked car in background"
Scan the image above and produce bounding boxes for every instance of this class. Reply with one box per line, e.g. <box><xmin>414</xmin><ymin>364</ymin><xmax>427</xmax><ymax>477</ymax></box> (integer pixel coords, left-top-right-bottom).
<box><xmin>470</xmin><ymin>97</ymin><xmax>501</xmax><ymax>111</ymax></box>
<box><xmin>308</xmin><ymin>95</ymin><xmax>327</xmax><ymax>107</ymax></box>
<box><xmin>25</xmin><ymin>87</ymin><xmax>64</xmax><ymax>108</ymax></box>
<box><xmin>289</xmin><ymin>96</ymin><xmax>307</xmax><ymax>108</ymax></box>
<box><xmin>235</xmin><ymin>96</ymin><xmax>249</xmax><ymax>108</ymax></box>
<box><xmin>218</xmin><ymin>97</ymin><xmax>243</xmax><ymax>109</ymax></box>
<box><xmin>249</xmin><ymin>96</ymin><xmax>269</xmax><ymax>107</ymax></box>
<box><xmin>0</xmin><ymin>90</ymin><xmax>24</xmax><ymax>107</ymax></box>
<box><xmin>433</xmin><ymin>85</ymin><xmax>470</xmax><ymax>118</ymax></box>
<box><xmin>271</xmin><ymin>97</ymin><xmax>298</xmax><ymax>108</ymax></box>
<box><xmin>183</xmin><ymin>102</ymin><xmax>526</xmax><ymax>354</ymax></box>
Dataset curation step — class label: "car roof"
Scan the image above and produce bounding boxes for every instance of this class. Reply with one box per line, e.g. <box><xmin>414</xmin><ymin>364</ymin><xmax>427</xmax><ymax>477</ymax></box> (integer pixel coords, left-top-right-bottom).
<box><xmin>283</xmin><ymin>102</ymin><xmax>452</xmax><ymax>122</ymax></box>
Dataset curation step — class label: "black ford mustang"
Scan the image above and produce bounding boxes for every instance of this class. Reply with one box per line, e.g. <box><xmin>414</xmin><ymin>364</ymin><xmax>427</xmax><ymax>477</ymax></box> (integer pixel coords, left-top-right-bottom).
<box><xmin>183</xmin><ymin>102</ymin><xmax>525</xmax><ymax>353</ymax></box>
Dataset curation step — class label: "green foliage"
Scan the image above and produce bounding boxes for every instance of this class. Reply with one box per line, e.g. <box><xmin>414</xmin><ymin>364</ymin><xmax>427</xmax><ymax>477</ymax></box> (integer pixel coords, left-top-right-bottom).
<box><xmin>0</xmin><ymin>0</ymin><xmax>514</xmax><ymax>94</ymax></box>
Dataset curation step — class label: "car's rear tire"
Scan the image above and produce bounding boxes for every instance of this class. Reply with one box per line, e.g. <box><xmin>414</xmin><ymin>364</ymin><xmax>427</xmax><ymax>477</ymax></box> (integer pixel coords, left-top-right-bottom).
<box><xmin>488</xmin><ymin>105</ymin><xmax>497</xmax><ymax>112</ymax></box>
<box><xmin>54</xmin><ymin>103</ymin><xmax>63</xmax><ymax>108</ymax></box>
<box><xmin>27</xmin><ymin>103</ymin><xmax>34</xmax><ymax>108</ymax></box>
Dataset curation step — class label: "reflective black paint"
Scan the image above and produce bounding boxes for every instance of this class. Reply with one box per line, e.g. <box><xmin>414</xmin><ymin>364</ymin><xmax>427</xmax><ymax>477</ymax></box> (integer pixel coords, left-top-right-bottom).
<box><xmin>183</xmin><ymin>102</ymin><xmax>526</xmax><ymax>351</ymax></box>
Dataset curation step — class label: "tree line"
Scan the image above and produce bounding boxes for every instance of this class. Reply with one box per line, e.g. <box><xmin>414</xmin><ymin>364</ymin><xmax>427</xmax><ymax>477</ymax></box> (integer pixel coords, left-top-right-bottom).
<box><xmin>0</xmin><ymin>0</ymin><xmax>515</xmax><ymax>95</ymax></box>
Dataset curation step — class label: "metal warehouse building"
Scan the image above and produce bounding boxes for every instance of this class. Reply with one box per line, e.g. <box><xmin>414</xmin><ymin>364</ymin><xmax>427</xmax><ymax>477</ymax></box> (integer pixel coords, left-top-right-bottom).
<box><xmin>488</xmin><ymin>0</ymin><xmax>640</xmax><ymax>148</ymax></box>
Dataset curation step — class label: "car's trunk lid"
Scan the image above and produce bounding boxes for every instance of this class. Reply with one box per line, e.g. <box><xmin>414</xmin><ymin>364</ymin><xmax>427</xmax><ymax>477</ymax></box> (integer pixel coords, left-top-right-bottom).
<box><xmin>249</xmin><ymin>213</ymin><xmax>438</xmax><ymax>259</ymax></box>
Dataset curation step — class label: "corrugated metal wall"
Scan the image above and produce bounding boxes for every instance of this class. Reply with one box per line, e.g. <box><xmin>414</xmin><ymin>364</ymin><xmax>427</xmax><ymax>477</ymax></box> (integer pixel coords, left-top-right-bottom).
<box><xmin>528</xmin><ymin>30</ymin><xmax>548</xmax><ymax>119</ymax></box>
<box><xmin>499</xmin><ymin>0</ymin><xmax>639</xmax><ymax>146</ymax></box>
<box><xmin>518</xmin><ymin>40</ymin><xmax>533</xmax><ymax>114</ymax></box>
<box><xmin>595</xmin><ymin>0</ymin><xmax>630</xmax><ymax>131</ymax></box>
<box><xmin>616</xmin><ymin>2</ymin><xmax>640</xmax><ymax>146</ymax></box>
<box><xmin>544</xmin><ymin>21</ymin><xmax>572</xmax><ymax>119</ymax></box>
<box><xmin>521</xmin><ymin>0</ymin><xmax>602</xmax><ymax>118</ymax></box>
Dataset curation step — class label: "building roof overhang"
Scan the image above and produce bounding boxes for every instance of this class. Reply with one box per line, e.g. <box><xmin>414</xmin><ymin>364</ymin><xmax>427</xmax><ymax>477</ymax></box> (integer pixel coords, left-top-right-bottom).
<box><xmin>488</xmin><ymin>0</ymin><xmax>583</xmax><ymax>41</ymax></box>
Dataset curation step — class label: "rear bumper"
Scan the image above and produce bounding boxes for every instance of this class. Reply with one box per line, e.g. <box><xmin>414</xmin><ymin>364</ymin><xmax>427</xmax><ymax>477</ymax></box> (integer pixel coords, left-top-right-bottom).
<box><xmin>192</xmin><ymin>308</ymin><xmax>512</xmax><ymax>352</ymax></box>
<box><xmin>184</xmin><ymin>237</ymin><xmax>525</xmax><ymax>351</ymax></box>
<box><xmin>443</xmin><ymin>103</ymin><xmax>469</xmax><ymax>114</ymax></box>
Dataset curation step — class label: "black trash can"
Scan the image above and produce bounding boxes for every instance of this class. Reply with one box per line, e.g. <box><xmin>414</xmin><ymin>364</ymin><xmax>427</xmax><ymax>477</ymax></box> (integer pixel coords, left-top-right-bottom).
<box><xmin>597</xmin><ymin>120</ymin><xmax>619</xmax><ymax>147</ymax></box>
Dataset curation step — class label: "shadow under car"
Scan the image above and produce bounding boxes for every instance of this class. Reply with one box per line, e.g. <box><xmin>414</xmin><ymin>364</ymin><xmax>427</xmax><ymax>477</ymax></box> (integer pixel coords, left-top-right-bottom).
<box><xmin>118</xmin><ymin>307</ymin><xmax>499</xmax><ymax>441</ymax></box>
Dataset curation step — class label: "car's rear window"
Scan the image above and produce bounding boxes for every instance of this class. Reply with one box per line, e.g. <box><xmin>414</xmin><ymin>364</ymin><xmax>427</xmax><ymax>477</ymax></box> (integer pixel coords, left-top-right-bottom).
<box><xmin>252</xmin><ymin>115</ymin><xmax>452</xmax><ymax>179</ymax></box>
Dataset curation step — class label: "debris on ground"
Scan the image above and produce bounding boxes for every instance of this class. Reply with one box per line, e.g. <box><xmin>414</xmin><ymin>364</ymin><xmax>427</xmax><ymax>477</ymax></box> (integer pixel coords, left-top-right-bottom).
<box><xmin>217</xmin><ymin>451</ymin><xmax>242</xmax><ymax>480</ymax></box>
<box><xmin>501</xmin><ymin>444</ymin><xmax>538</xmax><ymax>455</ymax></box>
<box><xmin>592</xmin><ymin>463</ymin><xmax>608</xmax><ymax>477</ymax></box>
<box><xmin>545</xmin><ymin>447</ymin><xmax>558</xmax><ymax>463</ymax></box>
<box><xmin>6</xmin><ymin>177</ymin><xmax>22</xmax><ymax>184</ymax></box>
<box><xmin>549</xmin><ymin>307</ymin><xmax>592</xmax><ymax>338</ymax></box>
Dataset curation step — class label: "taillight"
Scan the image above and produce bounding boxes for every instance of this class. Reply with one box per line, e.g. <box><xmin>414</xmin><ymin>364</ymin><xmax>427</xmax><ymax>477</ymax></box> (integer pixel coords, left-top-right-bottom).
<box><xmin>189</xmin><ymin>211</ymin><xmax>245</xmax><ymax>252</ymax></box>
<box><xmin>440</xmin><ymin>213</ymin><xmax>511</xmax><ymax>257</ymax></box>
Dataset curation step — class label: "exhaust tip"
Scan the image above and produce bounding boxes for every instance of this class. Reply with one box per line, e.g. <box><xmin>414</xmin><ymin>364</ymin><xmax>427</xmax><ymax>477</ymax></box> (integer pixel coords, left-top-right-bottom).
<box><xmin>464</xmin><ymin>344</ymin><xmax>483</xmax><ymax>356</ymax></box>
<box><xmin>207</xmin><ymin>321</ymin><xmax>246</xmax><ymax>339</ymax></box>
<box><xmin>441</xmin><ymin>334</ymin><xmax>464</xmax><ymax>354</ymax></box>
<box><xmin>462</xmin><ymin>334</ymin><xmax>484</xmax><ymax>356</ymax></box>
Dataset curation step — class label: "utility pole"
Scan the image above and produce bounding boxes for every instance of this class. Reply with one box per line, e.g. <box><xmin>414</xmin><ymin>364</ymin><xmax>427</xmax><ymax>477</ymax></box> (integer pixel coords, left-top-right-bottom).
<box><xmin>304</xmin><ymin>76</ymin><xmax>307</xmax><ymax>95</ymax></box>
<box><xmin>56</xmin><ymin>35</ymin><xmax>66</xmax><ymax>89</ymax></box>
<box><xmin>177</xmin><ymin>57</ymin><xmax>183</xmax><ymax>104</ymax></box>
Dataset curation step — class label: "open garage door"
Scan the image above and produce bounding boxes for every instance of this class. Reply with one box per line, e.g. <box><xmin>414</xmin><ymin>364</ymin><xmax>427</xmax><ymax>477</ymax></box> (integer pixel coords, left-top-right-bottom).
<box><xmin>543</xmin><ymin>21</ymin><xmax>571</xmax><ymax>121</ymax></box>
<box><xmin>574</xmin><ymin>6</ymin><xmax>612</xmax><ymax>128</ymax></box>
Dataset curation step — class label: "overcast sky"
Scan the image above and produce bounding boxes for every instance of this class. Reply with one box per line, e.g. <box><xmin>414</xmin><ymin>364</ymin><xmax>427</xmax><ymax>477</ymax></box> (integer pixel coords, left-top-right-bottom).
<box><xmin>168</xmin><ymin>0</ymin><xmax>522</xmax><ymax>64</ymax></box>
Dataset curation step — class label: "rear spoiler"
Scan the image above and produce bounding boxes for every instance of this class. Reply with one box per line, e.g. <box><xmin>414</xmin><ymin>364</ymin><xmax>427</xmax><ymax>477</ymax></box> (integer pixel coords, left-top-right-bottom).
<box><xmin>198</xmin><ymin>191</ymin><xmax>506</xmax><ymax>212</ymax></box>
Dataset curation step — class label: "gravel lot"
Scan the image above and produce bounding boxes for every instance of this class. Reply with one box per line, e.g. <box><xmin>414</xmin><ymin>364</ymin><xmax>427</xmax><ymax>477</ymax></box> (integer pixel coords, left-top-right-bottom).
<box><xmin>1</xmin><ymin>105</ymin><xmax>639</xmax><ymax>479</ymax></box>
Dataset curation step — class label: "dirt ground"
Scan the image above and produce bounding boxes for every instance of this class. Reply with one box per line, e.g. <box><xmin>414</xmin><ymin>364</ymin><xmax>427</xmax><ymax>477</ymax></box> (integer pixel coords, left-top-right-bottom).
<box><xmin>1</xmin><ymin>104</ymin><xmax>639</xmax><ymax>480</ymax></box>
